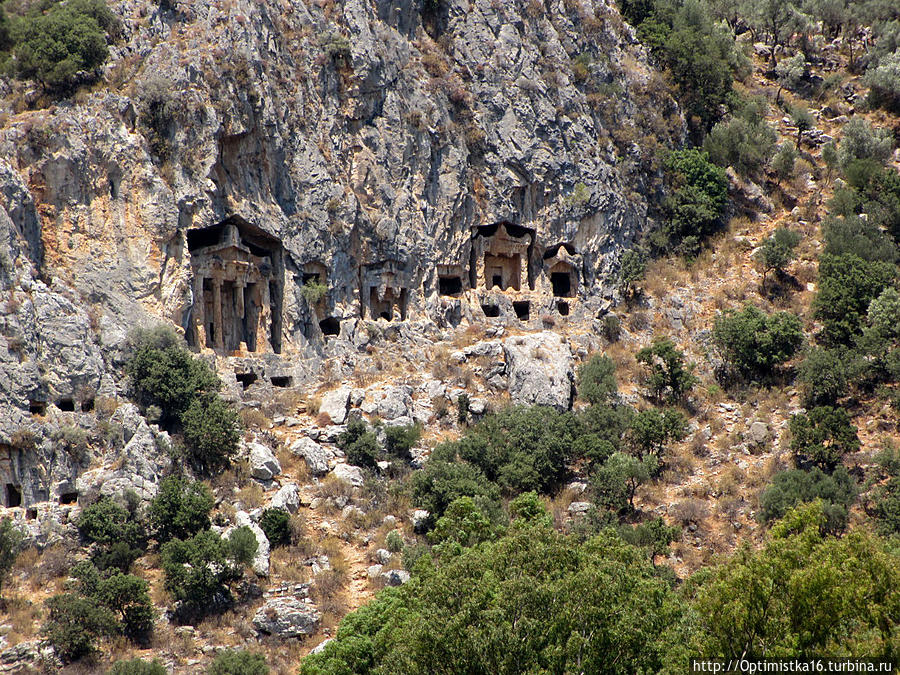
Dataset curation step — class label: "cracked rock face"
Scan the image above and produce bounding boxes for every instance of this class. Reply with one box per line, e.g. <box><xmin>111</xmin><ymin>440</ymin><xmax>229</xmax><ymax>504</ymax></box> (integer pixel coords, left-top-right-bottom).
<box><xmin>503</xmin><ymin>331</ymin><xmax>575</xmax><ymax>411</ymax></box>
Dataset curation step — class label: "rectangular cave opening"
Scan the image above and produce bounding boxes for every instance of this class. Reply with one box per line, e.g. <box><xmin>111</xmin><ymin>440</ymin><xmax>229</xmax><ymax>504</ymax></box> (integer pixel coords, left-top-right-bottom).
<box><xmin>319</xmin><ymin>317</ymin><xmax>341</xmax><ymax>337</ymax></box>
<box><xmin>25</xmin><ymin>507</ymin><xmax>37</xmax><ymax>520</ymax></box>
<box><xmin>4</xmin><ymin>483</ymin><xmax>21</xmax><ymax>508</ymax></box>
<box><xmin>513</xmin><ymin>301</ymin><xmax>530</xmax><ymax>321</ymax></box>
<box><xmin>550</xmin><ymin>272</ymin><xmax>573</xmax><ymax>298</ymax></box>
<box><xmin>481</xmin><ymin>304</ymin><xmax>500</xmax><ymax>318</ymax></box>
<box><xmin>484</xmin><ymin>253</ymin><xmax>521</xmax><ymax>291</ymax></box>
<box><xmin>81</xmin><ymin>398</ymin><xmax>95</xmax><ymax>413</ymax></box>
<box><xmin>56</xmin><ymin>399</ymin><xmax>75</xmax><ymax>412</ymax></box>
<box><xmin>29</xmin><ymin>400</ymin><xmax>46</xmax><ymax>416</ymax></box>
<box><xmin>557</xmin><ymin>301</ymin><xmax>570</xmax><ymax>316</ymax></box>
<box><xmin>59</xmin><ymin>491</ymin><xmax>78</xmax><ymax>505</ymax></box>
<box><xmin>438</xmin><ymin>275</ymin><xmax>463</xmax><ymax>296</ymax></box>
<box><xmin>271</xmin><ymin>376</ymin><xmax>292</xmax><ymax>388</ymax></box>
<box><xmin>235</xmin><ymin>372</ymin><xmax>258</xmax><ymax>390</ymax></box>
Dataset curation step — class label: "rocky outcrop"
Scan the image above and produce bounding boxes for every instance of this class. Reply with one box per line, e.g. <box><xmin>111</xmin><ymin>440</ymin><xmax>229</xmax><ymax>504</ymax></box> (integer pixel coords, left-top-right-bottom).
<box><xmin>248</xmin><ymin>442</ymin><xmax>281</xmax><ymax>481</ymax></box>
<box><xmin>503</xmin><ymin>332</ymin><xmax>575</xmax><ymax>411</ymax></box>
<box><xmin>290</xmin><ymin>437</ymin><xmax>331</xmax><ymax>476</ymax></box>
<box><xmin>252</xmin><ymin>583</ymin><xmax>320</xmax><ymax>638</ymax></box>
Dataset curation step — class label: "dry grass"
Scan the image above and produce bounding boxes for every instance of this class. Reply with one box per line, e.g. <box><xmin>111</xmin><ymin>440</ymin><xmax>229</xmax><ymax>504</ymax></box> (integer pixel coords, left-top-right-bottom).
<box><xmin>236</xmin><ymin>482</ymin><xmax>266</xmax><ymax>510</ymax></box>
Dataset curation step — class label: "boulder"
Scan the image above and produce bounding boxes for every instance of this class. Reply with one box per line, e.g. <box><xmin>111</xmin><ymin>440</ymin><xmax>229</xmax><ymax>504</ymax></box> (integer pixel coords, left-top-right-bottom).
<box><xmin>268</xmin><ymin>483</ymin><xmax>300</xmax><ymax>513</ymax></box>
<box><xmin>748</xmin><ymin>421</ymin><xmax>769</xmax><ymax>444</ymax></box>
<box><xmin>331</xmin><ymin>463</ymin><xmax>364</xmax><ymax>488</ymax></box>
<box><xmin>367</xmin><ymin>564</ymin><xmax>383</xmax><ymax>579</ymax></box>
<box><xmin>503</xmin><ymin>332</ymin><xmax>575</xmax><ymax>411</ymax></box>
<box><xmin>253</xmin><ymin>596</ymin><xmax>320</xmax><ymax>638</ymax></box>
<box><xmin>248</xmin><ymin>442</ymin><xmax>281</xmax><ymax>480</ymax></box>
<box><xmin>567</xmin><ymin>501</ymin><xmax>591</xmax><ymax>516</ymax></box>
<box><xmin>234</xmin><ymin>511</ymin><xmax>270</xmax><ymax>577</ymax></box>
<box><xmin>290</xmin><ymin>437</ymin><xmax>330</xmax><ymax>476</ymax></box>
<box><xmin>376</xmin><ymin>386</ymin><xmax>413</xmax><ymax>421</ymax></box>
<box><xmin>375</xmin><ymin>548</ymin><xmax>392</xmax><ymax>565</ymax></box>
<box><xmin>412</xmin><ymin>509</ymin><xmax>430</xmax><ymax>532</ymax></box>
<box><xmin>380</xmin><ymin>569</ymin><xmax>410</xmax><ymax>586</ymax></box>
<box><xmin>320</xmin><ymin>386</ymin><xmax>351</xmax><ymax>424</ymax></box>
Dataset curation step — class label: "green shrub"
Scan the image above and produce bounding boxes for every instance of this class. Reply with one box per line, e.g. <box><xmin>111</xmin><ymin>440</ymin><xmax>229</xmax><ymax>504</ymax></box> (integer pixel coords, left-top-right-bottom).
<box><xmin>0</xmin><ymin>518</ymin><xmax>23</xmax><ymax>598</ymax></box>
<box><xmin>797</xmin><ymin>347</ymin><xmax>862</xmax><ymax>406</ymax></box>
<box><xmin>259</xmin><ymin>508</ymin><xmax>290</xmax><ymax>547</ymax></box>
<box><xmin>789</xmin><ymin>407</ymin><xmax>860</xmax><ymax>471</ymax></box>
<box><xmin>43</xmin><ymin>593</ymin><xmax>117</xmax><ymax>662</ymax></box>
<box><xmin>453</xmin><ymin>406</ymin><xmax>581</xmax><ymax>495</ymax></box>
<box><xmin>660</xmin><ymin>150</ymin><xmax>729</xmax><ymax>256</ymax></box>
<box><xmin>754</xmin><ymin>227</ymin><xmax>801</xmax><ymax>288</ymax></box>
<box><xmin>837</xmin><ymin>117</ymin><xmax>893</xmax><ymax>170</ymax></box>
<box><xmin>384</xmin><ymin>423</ymin><xmax>421</xmax><ymax>460</ymax></box>
<box><xmin>427</xmin><ymin>497</ymin><xmax>495</xmax><ymax>552</ymax></box>
<box><xmin>160</xmin><ymin>530</ymin><xmax>240</xmax><ymax>617</ymax></box>
<box><xmin>577</xmin><ymin>354</ymin><xmax>618</xmax><ymax>406</ymax></box>
<box><xmin>857</xmin><ymin>287</ymin><xmax>900</xmax><ymax>380</ymax></box>
<box><xmin>626</xmin><ymin>408</ymin><xmax>687</xmax><ymax>461</ymax></box>
<box><xmin>107</xmin><ymin>658</ymin><xmax>167</xmax><ymax>675</ymax></box>
<box><xmin>703</xmin><ymin>100</ymin><xmax>777</xmax><ymax>177</ymax></box>
<box><xmin>864</xmin><ymin>50</ymin><xmax>900</xmax><ymax>113</ymax></box>
<box><xmin>508</xmin><ymin>491</ymin><xmax>553</xmax><ymax>527</ymax></box>
<box><xmin>712</xmin><ymin>305</ymin><xmax>804</xmax><ymax>380</ymax></box>
<box><xmin>618</xmin><ymin>248</ymin><xmax>648</xmax><ymax>296</ymax></box>
<box><xmin>180</xmin><ymin>394</ymin><xmax>240</xmax><ymax>473</ymax></box>
<box><xmin>617</xmin><ymin>517</ymin><xmax>680</xmax><ymax>562</ymax></box>
<box><xmin>813</xmin><ymin>253</ymin><xmax>896</xmax><ymax>346</ymax></box>
<box><xmin>136</xmin><ymin>76</ymin><xmax>177</xmax><ymax>159</ymax></box>
<box><xmin>227</xmin><ymin>526</ymin><xmax>259</xmax><ymax>567</ymax></box>
<box><xmin>385</xmin><ymin>530</ymin><xmax>404</xmax><ymax>553</ymax></box>
<box><xmin>410</xmin><ymin>460</ymin><xmax>502</xmax><ymax>526</ymax></box>
<box><xmin>456</xmin><ymin>393</ymin><xmax>470</xmax><ymax>425</ymax></box>
<box><xmin>823</xmin><ymin>214</ymin><xmax>897</xmax><ymax>264</ymax></box>
<box><xmin>11</xmin><ymin>0</ymin><xmax>118</xmax><ymax>91</ymax></box>
<box><xmin>300</xmin><ymin>279</ymin><xmax>328</xmax><ymax>305</ymax></box>
<box><xmin>149</xmin><ymin>475</ymin><xmax>214</xmax><ymax>543</ymax></box>
<box><xmin>337</xmin><ymin>420</ymin><xmax>380</xmax><ymax>469</ymax></box>
<box><xmin>592</xmin><ymin>452</ymin><xmax>656</xmax><ymax>512</ymax></box>
<box><xmin>636</xmin><ymin>337</ymin><xmax>697</xmax><ymax>402</ymax></box>
<box><xmin>871</xmin><ymin>469</ymin><xmax>900</xmax><ymax>536</ymax></box>
<box><xmin>758</xmin><ymin>468</ymin><xmax>856</xmax><ymax>534</ymax></box>
<box><xmin>771</xmin><ymin>143</ymin><xmax>796</xmax><ymax>181</ymax></box>
<box><xmin>207</xmin><ymin>650</ymin><xmax>268</xmax><ymax>675</ymax></box>
<box><xmin>299</xmin><ymin>526</ymin><xmax>696</xmax><ymax>674</ymax></box>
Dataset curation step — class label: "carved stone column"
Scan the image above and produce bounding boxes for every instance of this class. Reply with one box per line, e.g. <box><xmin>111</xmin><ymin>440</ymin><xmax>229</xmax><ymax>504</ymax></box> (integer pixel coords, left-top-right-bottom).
<box><xmin>212</xmin><ymin>277</ymin><xmax>224</xmax><ymax>351</ymax></box>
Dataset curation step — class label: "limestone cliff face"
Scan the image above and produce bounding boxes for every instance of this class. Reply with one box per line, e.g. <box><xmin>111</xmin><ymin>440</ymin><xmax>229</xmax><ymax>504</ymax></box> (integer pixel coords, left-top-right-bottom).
<box><xmin>0</xmin><ymin>0</ymin><xmax>681</xmax><ymax>460</ymax></box>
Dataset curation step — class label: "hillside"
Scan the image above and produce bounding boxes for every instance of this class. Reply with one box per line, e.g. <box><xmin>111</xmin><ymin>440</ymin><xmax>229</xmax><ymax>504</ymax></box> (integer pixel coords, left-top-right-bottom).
<box><xmin>0</xmin><ymin>0</ymin><xmax>899</xmax><ymax>673</ymax></box>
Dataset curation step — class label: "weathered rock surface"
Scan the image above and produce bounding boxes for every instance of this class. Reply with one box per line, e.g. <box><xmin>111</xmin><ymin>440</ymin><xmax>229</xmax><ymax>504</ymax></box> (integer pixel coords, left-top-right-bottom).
<box><xmin>234</xmin><ymin>510</ymin><xmax>271</xmax><ymax>577</ymax></box>
<box><xmin>331</xmin><ymin>463</ymin><xmax>364</xmax><ymax>488</ymax></box>
<box><xmin>268</xmin><ymin>483</ymin><xmax>300</xmax><ymax>513</ymax></box>
<box><xmin>319</xmin><ymin>387</ymin><xmax>351</xmax><ymax>425</ymax></box>
<box><xmin>290</xmin><ymin>437</ymin><xmax>331</xmax><ymax>476</ymax></box>
<box><xmin>503</xmin><ymin>332</ymin><xmax>575</xmax><ymax>411</ymax></box>
<box><xmin>248</xmin><ymin>442</ymin><xmax>281</xmax><ymax>481</ymax></box>
<box><xmin>253</xmin><ymin>584</ymin><xmax>320</xmax><ymax>638</ymax></box>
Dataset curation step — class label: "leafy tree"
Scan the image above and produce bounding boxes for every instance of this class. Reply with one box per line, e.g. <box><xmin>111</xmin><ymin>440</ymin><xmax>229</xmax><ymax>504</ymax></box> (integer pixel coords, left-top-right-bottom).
<box><xmin>790</xmin><ymin>406</ymin><xmax>860</xmax><ymax>471</ymax></box>
<box><xmin>627</xmin><ymin>408</ymin><xmax>687</xmax><ymax>461</ymax></box>
<box><xmin>577</xmin><ymin>354</ymin><xmax>618</xmax><ymax>406</ymax></box>
<box><xmin>383</xmin><ymin>423</ymin><xmax>421</xmax><ymax>460</ymax></box>
<box><xmin>207</xmin><ymin>650</ymin><xmax>268</xmax><ymax>675</ymax></box>
<box><xmin>77</xmin><ymin>497</ymin><xmax>146</xmax><ymax>571</ymax></box>
<box><xmin>338</xmin><ymin>420</ymin><xmax>380</xmax><ymax>469</ymax></box>
<box><xmin>149</xmin><ymin>475</ymin><xmax>214</xmax><ymax>543</ymax></box>
<box><xmin>755</xmin><ymin>227</ymin><xmax>801</xmax><ymax>290</ymax></box>
<box><xmin>814</xmin><ymin>253</ymin><xmax>896</xmax><ymax>346</ymax></box>
<box><xmin>259</xmin><ymin>508</ymin><xmax>290</xmax><ymax>547</ymax></box>
<box><xmin>227</xmin><ymin>526</ymin><xmax>259</xmax><ymax>567</ymax></box>
<box><xmin>758</xmin><ymin>467</ymin><xmax>857</xmax><ymax>533</ymax></box>
<box><xmin>427</xmin><ymin>497</ymin><xmax>495</xmax><ymax>552</ymax></box>
<box><xmin>300</xmin><ymin>278</ymin><xmax>328</xmax><ymax>305</ymax></box>
<box><xmin>592</xmin><ymin>452</ymin><xmax>657</xmax><ymax>512</ymax></box>
<box><xmin>775</xmin><ymin>53</ymin><xmax>806</xmax><ymax>103</ymax></box>
<box><xmin>703</xmin><ymin>99</ymin><xmax>777</xmax><ymax>177</ymax></box>
<box><xmin>742</xmin><ymin>0</ymin><xmax>799</xmax><ymax>64</ymax></box>
<box><xmin>713</xmin><ymin>305</ymin><xmax>804</xmax><ymax>379</ymax></box>
<box><xmin>823</xmin><ymin>213</ymin><xmax>897</xmax><ymax>264</ymax></box>
<box><xmin>864</xmin><ymin>49</ymin><xmax>900</xmax><ymax>113</ymax></box>
<box><xmin>508</xmin><ymin>491</ymin><xmax>553</xmax><ymax>527</ymax></box>
<box><xmin>797</xmin><ymin>346</ymin><xmax>861</xmax><ymax>406</ymax></box>
<box><xmin>450</xmin><ymin>406</ymin><xmax>582</xmax><ymax>495</ymax></box>
<box><xmin>858</xmin><ymin>287</ymin><xmax>900</xmax><ymax>380</ymax></box>
<box><xmin>410</xmin><ymin>459</ymin><xmax>503</xmax><ymax>526</ymax></box>
<box><xmin>637</xmin><ymin>337</ymin><xmax>698</xmax><ymax>402</ymax></box>
<box><xmin>771</xmin><ymin>143</ymin><xmax>797</xmax><ymax>181</ymax></box>
<box><xmin>690</xmin><ymin>502</ymin><xmax>900</xmax><ymax>658</ymax></box>
<box><xmin>837</xmin><ymin>117</ymin><xmax>893</xmax><ymax>170</ymax></box>
<box><xmin>0</xmin><ymin>518</ymin><xmax>23</xmax><ymax>599</ymax></box>
<box><xmin>455</xmin><ymin>393</ymin><xmax>469</xmax><ymax>425</ymax></box>
<box><xmin>871</xmin><ymin>468</ymin><xmax>900</xmax><ymax>536</ymax></box>
<box><xmin>181</xmin><ymin>394</ymin><xmax>240</xmax><ymax>473</ymax></box>
<box><xmin>160</xmin><ymin>530</ymin><xmax>241</xmax><ymax>617</ymax></box>
<box><xmin>11</xmin><ymin>0</ymin><xmax>118</xmax><ymax>91</ymax></box>
<box><xmin>107</xmin><ymin>658</ymin><xmax>168</xmax><ymax>675</ymax></box>
<box><xmin>43</xmin><ymin>593</ymin><xmax>117</xmax><ymax>662</ymax></box>
<box><xmin>90</xmin><ymin>570</ymin><xmax>155</xmax><ymax>641</ymax></box>
<box><xmin>660</xmin><ymin>149</ymin><xmax>729</xmax><ymax>255</ymax></box>
<box><xmin>618</xmin><ymin>248</ymin><xmax>648</xmax><ymax>297</ymax></box>
<box><xmin>790</xmin><ymin>105</ymin><xmax>814</xmax><ymax>149</ymax></box>
<box><xmin>618</xmin><ymin>517</ymin><xmax>681</xmax><ymax>563</ymax></box>
<box><xmin>300</xmin><ymin>526</ymin><xmax>698</xmax><ymax>674</ymax></box>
